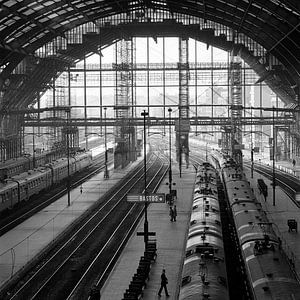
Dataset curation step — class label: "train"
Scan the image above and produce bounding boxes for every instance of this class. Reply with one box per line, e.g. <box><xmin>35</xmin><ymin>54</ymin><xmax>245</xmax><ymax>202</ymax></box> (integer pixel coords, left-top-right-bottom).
<box><xmin>0</xmin><ymin>151</ymin><xmax>92</xmax><ymax>212</ymax></box>
<box><xmin>0</xmin><ymin>138</ymin><xmax>117</xmax><ymax>182</ymax></box>
<box><xmin>179</xmin><ymin>162</ymin><xmax>229</xmax><ymax>300</ymax></box>
<box><xmin>0</xmin><ymin>148</ymin><xmax>67</xmax><ymax>181</ymax></box>
<box><xmin>210</xmin><ymin>150</ymin><xmax>300</xmax><ymax>299</ymax></box>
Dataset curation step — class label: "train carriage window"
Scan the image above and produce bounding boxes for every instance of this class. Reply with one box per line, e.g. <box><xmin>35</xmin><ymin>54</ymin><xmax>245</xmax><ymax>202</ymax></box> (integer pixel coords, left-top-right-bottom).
<box><xmin>181</xmin><ymin>276</ymin><xmax>191</xmax><ymax>287</ymax></box>
<box><xmin>190</xmin><ymin>220</ymin><xmax>197</xmax><ymax>226</ymax></box>
<box><xmin>185</xmin><ymin>249</ymin><xmax>193</xmax><ymax>258</ymax></box>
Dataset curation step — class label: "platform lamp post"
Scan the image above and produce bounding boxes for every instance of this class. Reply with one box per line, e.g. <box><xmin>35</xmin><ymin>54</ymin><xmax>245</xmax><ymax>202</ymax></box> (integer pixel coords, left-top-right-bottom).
<box><xmin>32</xmin><ymin>126</ymin><xmax>36</xmax><ymax>169</ymax></box>
<box><xmin>250</xmin><ymin>107</ymin><xmax>254</xmax><ymax>179</ymax></box>
<box><xmin>66</xmin><ymin>108</ymin><xmax>71</xmax><ymax>206</ymax></box>
<box><xmin>141</xmin><ymin>110</ymin><xmax>149</xmax><ymax>245</ymax></box>
<box><xmin>178</xmin><ymin>108</ymin><xmax>182</xmax><ymax>178</ymax></box>
<box><xmin>168</xmin><ymin>108</ymin><xmax>173</xmax><ymax>201</ymax></box>
<box><xmin>104</xmin><ymin>107</ymin><xmax>109</xmax><ymax>179</ymax></box>
<box><xmin>272</xmin><ymin>106</ymin><xmax>276</xmax><ymax>206</ymax></box>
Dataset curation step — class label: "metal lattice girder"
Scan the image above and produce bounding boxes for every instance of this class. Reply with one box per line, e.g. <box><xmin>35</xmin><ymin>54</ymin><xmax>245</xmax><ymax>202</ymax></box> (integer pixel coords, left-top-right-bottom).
<box><xmin>178</xmin><ymin>37</ymin><xmax>189</xmax><ymax>120</ymax></box>
<box><xmin>23</xmin><ymin>116</ymin><xmax>295</xmax><ymax>128</ymax></box>
<box><xmin>230</xmin><ymin>54</ymin><xmax>243</xmax><ymax>160</ymax></box>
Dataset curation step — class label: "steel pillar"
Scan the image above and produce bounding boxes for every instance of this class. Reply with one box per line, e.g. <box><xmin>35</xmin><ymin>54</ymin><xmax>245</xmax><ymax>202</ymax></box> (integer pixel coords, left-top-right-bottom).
<box><xmin>114</xmin><ymin>38</ymin><xmax>137</xmax><ymax>169</ymax></box>
<box><xmin>176</xmin><ymin>37</ymin><xmax>190</xmax><ymax>173</ymax></box>
<box><xmin>230</xmin><ymin>53</ymin><xmax>243</xmax><ymax>164</ymax></box>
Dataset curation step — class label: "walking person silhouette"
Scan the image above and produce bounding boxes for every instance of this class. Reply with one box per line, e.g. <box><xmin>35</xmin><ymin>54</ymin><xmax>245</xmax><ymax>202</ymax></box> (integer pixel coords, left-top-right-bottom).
<box><xmin>158</xmin><ymin>269</ymin><xmax>169</xmax><ymax>297</ymax></box>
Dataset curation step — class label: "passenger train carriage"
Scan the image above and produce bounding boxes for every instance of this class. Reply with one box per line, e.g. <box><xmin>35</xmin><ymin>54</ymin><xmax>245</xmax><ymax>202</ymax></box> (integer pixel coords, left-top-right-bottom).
<box><xmin>179</xmin><ymin>162</ymin><xmax>229</xmax><ymax>300</ymax></box>
<box><xmin>0</xmin><ymin>149</ymin><xmax>66</xmax><ymax>181</ymax></box>
<box><xmin>0</xmin><ymin>151</ymin><xmax>92</xmax><ymax>212</ymax></box>
<box><xmin>211</xmin><ymin>151</ymin><xmax>300</xmax><ymax>299</ymax></box>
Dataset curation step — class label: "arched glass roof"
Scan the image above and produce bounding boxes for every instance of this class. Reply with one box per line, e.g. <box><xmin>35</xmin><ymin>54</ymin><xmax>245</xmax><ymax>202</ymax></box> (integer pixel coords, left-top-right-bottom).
<box><xmin>0</xmin><ymin>0</ymin><xmax>299</xmax><ymax>107</ymax></box>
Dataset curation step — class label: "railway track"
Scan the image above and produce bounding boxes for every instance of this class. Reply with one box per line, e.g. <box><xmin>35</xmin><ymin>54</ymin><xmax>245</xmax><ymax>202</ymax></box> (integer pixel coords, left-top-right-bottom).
<box><xmin>0</xmin><ymin>152</ymin><xmax>112</xmax><ymax>236</ymax></box>
<box><xmin>1</xmin><ymin>151</ymin><xmax>169</xmax><ymax>300</ymax></box>
<box><xmin>244</xmin><ymin>161</ymin><xmax>300</xmax><ymax>207</ymax></box>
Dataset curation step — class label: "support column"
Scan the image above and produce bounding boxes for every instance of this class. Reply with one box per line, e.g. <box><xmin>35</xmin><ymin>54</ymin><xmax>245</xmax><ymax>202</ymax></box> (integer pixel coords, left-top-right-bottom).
<box><xmin>176</xmin><ymin>37</ymin><xmax>190</xmax><ymax>173</ymax></box>
<box><xmin>114</xmin><ymin>38</ymin><xmax>137</xmax><ymax>169</ymax></box>
<box><xmin>230</xmin><ymin>52</ymin><xmax>243</xmax><ymax>164</ymax></box>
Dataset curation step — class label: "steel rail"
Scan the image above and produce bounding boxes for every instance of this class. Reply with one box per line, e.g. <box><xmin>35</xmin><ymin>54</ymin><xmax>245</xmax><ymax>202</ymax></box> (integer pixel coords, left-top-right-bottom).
<box><xmin>0</xmin><ymin>153</ymin><xmax>110</xmax><ymax>236</ymax></box>
<box><xmin>7</xmin><ymin>153</ymin><xmax>159</xmax><ymax>299</ymax></box>
<box><xmin>70</xmin><ymin>153</ymin><xmax>169</xmax><ymax>299</ymax></box>
<box><xmin>244</xmin><ymin>161</ymin><xmax>298</xmax><ymax>204</ymax></box>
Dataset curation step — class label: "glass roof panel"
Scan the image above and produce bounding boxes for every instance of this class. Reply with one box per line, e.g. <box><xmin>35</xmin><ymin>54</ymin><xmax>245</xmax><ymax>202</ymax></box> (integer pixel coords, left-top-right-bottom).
<box><xmin>39</xmin><ymin>17</ymin><xmax>52</xmax><ymax>23</ymax></box>
<box><xmin>6</xmin><ymin>37</ymin><xmax>14</xmax><ymax>43</ymax></box>
<box><xmin>61</xmin><ymin>20</ymin><xmax>70</xmax><ymax>25</ymax></box>
<box><xmin>52</xmin><ymin>24</ymin><xmax>62</xmax><ymax>29</ymax></box>
<box><xmin>20</xmin><ymin>24</ymin><xmax>35</xmax><ymax>34</ymax></box>
<box><xmin>4</xmin><ymin>18</ymin><xmax>15</xmax><ymax>26</ymax></box>
<box><xmin>23</xmin><ymin>41</ymin><xmax>30</xmax><ymax>47</ymax></box>
<box><xmin>13</xmin><ymin>31</ymin><xmax>23</xmax><ymax>39</ymax></box>
<box><xmin>4</xmin><ymin>0</ymin><xmax>18</xmax><ymax>7</ymax></box>
<box><xmin>47</xmin><ymin>13</ymin><xmax>59</xmax><ymax>19</ymax></box>
<box><xmin>23</xmin><ymin>9</ymin><xmax>35</xmax><ymax>16</ymax></box>
<box><xmin>31</xmin><ymin>4</ymin><xmax>45</xmax><ymax>11</ymax></box>
<box><xmin>44</xmin><ymin>1</ymin><xmax>56</xmax><ymax>6</ymax></box>
<box><xmin>76</xmin><ymin>3</ymin><xmax>87</xmax><ymax>8</ymax></box>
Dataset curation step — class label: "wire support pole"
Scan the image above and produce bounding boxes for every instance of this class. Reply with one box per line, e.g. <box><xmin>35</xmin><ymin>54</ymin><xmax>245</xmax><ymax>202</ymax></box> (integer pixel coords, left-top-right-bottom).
<box><xmin>272</xmin><ymin>106</ymin><xmax>276</xmax><ymax>206</ymax></box>
<box><xmin>141</xmin><ymin>110</ymin><xmax>149</xmax><ymax>245</ymax></box>
<box><xmin>67</xmin><ymin>109</ymin><xmax>71</xmax><ymax>207</ymax></box>
<box><xmin>168</xmin><ymin>108</ymin><xmax>172</xmax><ymax>197</ymax></box>
<box><xmin>104</xmin><ymin>107</ymin><xmax>109</xmax><ymax>178</ymax></box>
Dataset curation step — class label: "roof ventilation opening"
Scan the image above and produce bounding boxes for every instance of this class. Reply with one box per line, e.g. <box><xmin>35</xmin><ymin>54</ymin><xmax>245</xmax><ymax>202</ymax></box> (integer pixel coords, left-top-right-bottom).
<box><xmin>262</xmin><ymin>286</ymin><xmax>269</xmax><ymax>292</ymax></box>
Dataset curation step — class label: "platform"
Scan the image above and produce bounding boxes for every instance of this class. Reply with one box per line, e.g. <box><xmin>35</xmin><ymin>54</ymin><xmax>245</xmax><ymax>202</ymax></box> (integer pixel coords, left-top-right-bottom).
<box><xmin>245</xmin><ymin>164</ymin><xmax>300</xmax><ymax>280</ymax></box>
<box><xmin>100</xmin><ymin>163</ymin><xmax>196</xmax><ymax>300</ymax></box>
<box><xmin>0</xmin><ymin>158</ymin><xmax>143</xmax><ymax>289</ymax></box>
<box><xmin>248</xmin><ymin>150</ymin><xmax>300</xmax><ymax>179</ymax></box>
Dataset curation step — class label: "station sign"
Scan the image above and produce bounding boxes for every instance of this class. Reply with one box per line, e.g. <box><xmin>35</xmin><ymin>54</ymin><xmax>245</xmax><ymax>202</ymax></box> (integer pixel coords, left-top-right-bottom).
<box><xmin>127</xmin><ymin>193</ymin><xmax>165</xmax><ymax>203</ymax></box>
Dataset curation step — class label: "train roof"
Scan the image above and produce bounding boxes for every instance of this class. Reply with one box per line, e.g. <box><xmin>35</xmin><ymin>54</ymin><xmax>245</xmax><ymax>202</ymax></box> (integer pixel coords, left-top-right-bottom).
<box><xmin>0</xmin><ymin>156</ymin><xmax>31</xmax><ymax>169</ymax></box>
<box><xmin>10</xmin><ymin>166</ymin><xmax>50</xmax><ymax>181</ymax></box>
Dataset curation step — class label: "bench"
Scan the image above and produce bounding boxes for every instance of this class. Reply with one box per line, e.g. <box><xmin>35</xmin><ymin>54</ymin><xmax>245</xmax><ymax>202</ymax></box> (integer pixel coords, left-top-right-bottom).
<box><xmin>123</xmin><ymin>289</ymin><xmax>142</xmax><ymax>300</ymax></box>
<box><xmin>122</xmin><ymin>240</ymin><xmax>158</xmax><ymax>298</ymax></box>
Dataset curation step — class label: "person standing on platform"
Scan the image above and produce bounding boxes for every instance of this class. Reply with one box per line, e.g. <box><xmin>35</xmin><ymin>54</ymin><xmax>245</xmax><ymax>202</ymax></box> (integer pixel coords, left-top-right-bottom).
<box><xmin>169</xmin><ymin>206</ymin><xmax>174</xmax><ymax>222</ymax></box>
<box><xmin>158</xmin><ymin>269</ymin><xmax>170</xmax><ymax>297</ymax></box>
<box><xmin>173</xmin><ymin>205</ymin><xmax>177</xmax><ymax>222</ymax></box>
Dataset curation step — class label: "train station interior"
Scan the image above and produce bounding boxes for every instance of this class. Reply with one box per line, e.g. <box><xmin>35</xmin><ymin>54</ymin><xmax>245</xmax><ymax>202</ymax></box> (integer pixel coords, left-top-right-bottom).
<box><xmin>0</xmin><ymin>1</ymin><xmax>300</xmax><ymax>300</ymax></box>
<box><xmin>0</xmin><ymin>0</ymin><xmax>299</xmax><ymax>165</ymax></box>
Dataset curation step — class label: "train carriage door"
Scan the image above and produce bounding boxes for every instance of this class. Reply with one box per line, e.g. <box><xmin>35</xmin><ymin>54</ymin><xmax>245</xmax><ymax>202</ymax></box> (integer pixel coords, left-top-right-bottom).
<box><xmin>24</xmin><ymin>180</ymin><xmax>29</xmax><ymax>201</ymax></box>
<box><xmin>15</xmin><ymin>184</ymin><xmax>20</xmax><ymax>204</ymax></box>
<box><xmin>0</xmin><ymin>193</ymin><xmax>6</xmax><ymax>210</ymax></box>
<box><xmin>72</xmin><ymin>157</ymin><xmax>77</xmax><ymax>173</ymax></box>
<box><xmin>9</xmin><ymin>188</ymin><xmax>13</xmax><ymax>208</ymax></box>
<box><xmin>48</xmin><ymin>166</ymin><xmax>53</xmax><ymax>186</ymax></box>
